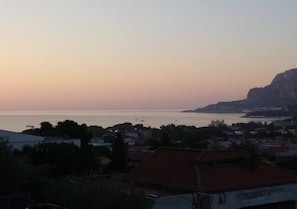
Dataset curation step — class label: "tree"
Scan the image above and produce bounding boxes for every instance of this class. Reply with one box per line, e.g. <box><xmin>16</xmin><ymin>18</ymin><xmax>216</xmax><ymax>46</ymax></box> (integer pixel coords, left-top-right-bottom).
<box><xmin>161</xmin><ymin>133</ymin><xmax>172</xmax><ymax>147</ymax></box>
<box><xmin>0</xmin><ymin>142</ymin><xmax>33</xmax><ymax>195</ymax></box>
<box><xmin>56</xmin><ymin>120</ymin><xmax>92</xmax><ymax>146</ymax></box>
<box><xmin>24</xmin><ymin>143</ymin><xmax>101</xmax><ymax>177</ymax></box>
<box><xmin>106</xmin><ymin>133</ymin><xmax>128</xmax><ymax>172</ymax></box>
<box><xmin>40</xmin><ymin>122</ymin><xmax>53</xmax><ymax>133</ymax></box>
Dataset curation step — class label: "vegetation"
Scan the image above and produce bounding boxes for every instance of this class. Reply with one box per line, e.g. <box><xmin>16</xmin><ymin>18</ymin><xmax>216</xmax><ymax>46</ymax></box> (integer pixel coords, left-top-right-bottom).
<box><xmin>1</xmin><ymin>130</ymin><xmax>148</xmax><ymax>209</ymax></box>
<box><xmin>0</xmin><ymin>142</ymin><xmax>33</xmax><ymax>196</ymax></box>
<box><xmin>23</xmin><ymin>120</ymin><xmax>92</xmax><ymax>146</ymax></box>
<box><xmin>156</xmin><ymin>124</ymin><xmax>225</xmax><ymax>149</ymax></box>
<box><xmin>20</xmin><ymin>143</ymin><xmax>105</xmax><ymax>177</ymax></box>
<box><xmin>105</xmin><ymin>133</ymin><xmax>128</xmax><ymax>173</ymax></box>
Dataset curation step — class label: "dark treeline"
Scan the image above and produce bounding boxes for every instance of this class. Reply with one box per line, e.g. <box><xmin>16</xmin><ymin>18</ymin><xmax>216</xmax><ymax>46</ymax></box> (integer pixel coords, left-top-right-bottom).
<box><xmin>23</xmin><ymin>120</ymin><xmax>92</xmax><ymax>146</ymax></box>
<box><xmin>1</xmin><ymin>120</ymin><xmax>149</xmax><ymax>208</ymax></box>
<box><xmin>0</xmin><ymin>141</ymin><xmax>148</xmax><ymax>209</ymax></box>
<box><xmin>20</xmin><ymin>143</ymin><xmax>102</xmax><ymax>177</ymax></box>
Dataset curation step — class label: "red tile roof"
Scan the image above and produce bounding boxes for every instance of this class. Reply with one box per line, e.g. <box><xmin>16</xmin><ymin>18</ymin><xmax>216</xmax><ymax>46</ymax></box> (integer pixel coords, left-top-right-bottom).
<box><xmin>129</xmin><ymin>148</ymin><xmax>200</xmax><ymax>191</ymax></box>
<box><xmin>129</xmin><ymin>150</ymin><xmax>152</xmax><ymax>162</ymax></box>
<box><xmin>128</xmin><ymin>148</ymin><xmax>297</xmax><ymax>193</ymax></box>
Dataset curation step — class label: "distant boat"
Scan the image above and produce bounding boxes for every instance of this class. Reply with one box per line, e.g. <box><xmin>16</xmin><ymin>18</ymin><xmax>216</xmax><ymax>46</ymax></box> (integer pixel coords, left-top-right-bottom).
<box><xmin>135</xmin><ymin>118</ymin><xmax>145</xmax><ymax>123</ymax></box>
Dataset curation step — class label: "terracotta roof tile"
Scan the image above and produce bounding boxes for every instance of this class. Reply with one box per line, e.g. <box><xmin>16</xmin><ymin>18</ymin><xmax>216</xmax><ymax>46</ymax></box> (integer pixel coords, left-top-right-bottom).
<box><xmin>128</xmin><ymin>150</ymin><xmax>152</xmax><ymax>162</ymax></box>
<box><xmin>128</xmin><ymin>148</ymin><xmax>297</xmax><ymax>193</ymax></box>
<box><xmin>199</xmin><ymin>162</ymin><xmax>297</xmax><ymax>192</ymax></box>
<box><xmin>129</xmin><ymin>148</ymin><xmax>201</xmax><ymax>191</ymax></box>
<box><xmin>196</xmin><ymin>150</ymin><xmax>248</xmax><ymax>163</ymax></box>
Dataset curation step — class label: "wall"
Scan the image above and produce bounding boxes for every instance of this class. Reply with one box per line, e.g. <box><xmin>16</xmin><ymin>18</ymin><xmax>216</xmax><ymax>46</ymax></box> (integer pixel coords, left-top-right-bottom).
<box><xmin>150</xmin><ymin>183</ymin><xmax>297</xmax><ymax>209</ymax></box>
<box><xmin>151</xmin><ymin>194</ymin><xmax>193</xmax><ymax>209</ymax></box>
<box><xmin>209</xmin><ymin>183</ymin><xmax>297</xmax><ymax>209</ymax></box>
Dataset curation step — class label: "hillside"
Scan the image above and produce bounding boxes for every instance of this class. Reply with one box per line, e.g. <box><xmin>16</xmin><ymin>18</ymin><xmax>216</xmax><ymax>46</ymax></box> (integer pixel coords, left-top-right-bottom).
<box><xmin>188</xmin><ymin>68</ymin><xmax>297</xmax><ymax>113</ymax></box>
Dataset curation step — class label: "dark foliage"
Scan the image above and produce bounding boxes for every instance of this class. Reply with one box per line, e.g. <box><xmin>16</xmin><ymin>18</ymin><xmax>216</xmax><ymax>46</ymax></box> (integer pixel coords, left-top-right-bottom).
<box><xmin>105</xmin><ymin>133</ymin><xmax>128</xmax><ymax>172</ymax></box>
<box><xmin>38</xmin><ymin>178</ymin><xmax>148</xmax><ymax>209</ymax></box>
<box><xmin>20</xmin><ymin>143</ymin><xmax>102</xmax><ymax>177</ymax></box>
<box><xmin>0</xmin><ymin>142</ymin><xmax>33</xmax><ymax>195</ymax></box>
<box><xmin>276</xmin><ymin>155</ymin><xmax>297</xmax><ymax>171</ymax></box>
<box><xmin>0</xmin><ymin>142</ymin><xmax>148</xmax><ymax>209</ymax></box>
<box><xmin>23</xmin><ymin>120</ymin><xmax>92</xmax><ymax>147</ymax></box>
<box><xmin>56</xmin><ymin>120</ymin><xmax>92</xmax><ymax>146</ymax></box>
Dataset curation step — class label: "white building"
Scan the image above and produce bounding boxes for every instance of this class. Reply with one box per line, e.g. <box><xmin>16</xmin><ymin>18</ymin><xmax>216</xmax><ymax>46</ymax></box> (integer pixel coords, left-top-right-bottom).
<box><xmin>0</xmin><ymin>130</ymin><xmax>44</xmax><ymax>150</ymax></box>
<box><xmin>89</xmin><ymin>137</ymin><xmax>112</xmax><ymax>150</ymax></box>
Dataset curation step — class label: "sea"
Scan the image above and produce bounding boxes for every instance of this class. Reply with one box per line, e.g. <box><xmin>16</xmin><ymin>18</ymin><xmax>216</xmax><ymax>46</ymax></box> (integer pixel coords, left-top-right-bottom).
<box><xmin>0</xmin><ymin>109</ymin><xmax>284</xmax><ymax>132</ymax></box>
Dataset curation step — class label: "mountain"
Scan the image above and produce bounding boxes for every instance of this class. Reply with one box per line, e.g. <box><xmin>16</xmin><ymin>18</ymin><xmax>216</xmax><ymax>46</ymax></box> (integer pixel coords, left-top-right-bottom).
<box><xmin>188</xmin><ymin>68</ymin><xmax>297</xmax><ymax>113</ymax></box>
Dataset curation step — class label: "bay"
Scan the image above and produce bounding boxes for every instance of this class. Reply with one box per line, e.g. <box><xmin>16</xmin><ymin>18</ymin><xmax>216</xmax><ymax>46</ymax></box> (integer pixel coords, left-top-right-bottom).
<box><xmin>0</xmin><ymin>109</ymin><xmax>282</xmax><ymax>132</ymax></box>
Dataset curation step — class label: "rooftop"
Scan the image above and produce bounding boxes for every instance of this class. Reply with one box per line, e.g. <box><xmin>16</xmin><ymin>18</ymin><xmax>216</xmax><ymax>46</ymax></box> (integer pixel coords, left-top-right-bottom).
<box><xmin>129</xmin><ymin>147</ymin><xmax>297</xmax><ymax>194</ymax></box>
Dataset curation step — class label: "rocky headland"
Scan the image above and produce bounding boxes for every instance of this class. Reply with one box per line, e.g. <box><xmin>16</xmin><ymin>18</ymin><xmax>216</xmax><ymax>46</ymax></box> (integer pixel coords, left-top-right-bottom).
<box><xmin>186</xmin><ymin>68</ymin><xmax>297</xmax><ymax>116</ymax></box>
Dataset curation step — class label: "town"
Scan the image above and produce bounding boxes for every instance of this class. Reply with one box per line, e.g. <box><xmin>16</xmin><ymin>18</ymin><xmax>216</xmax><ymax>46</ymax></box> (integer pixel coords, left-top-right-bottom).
<box><xmin>1</xmin><ymin>116</ymin><xmax>297</xmax><ymax>209</ymax></box>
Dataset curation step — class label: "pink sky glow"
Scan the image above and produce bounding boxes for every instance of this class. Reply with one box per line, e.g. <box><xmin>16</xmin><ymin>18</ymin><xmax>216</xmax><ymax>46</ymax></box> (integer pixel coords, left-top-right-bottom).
<box><xmin>0</xmin><ymin>1</ymin><xmax>296</xmax><ymax>110</ymax></box>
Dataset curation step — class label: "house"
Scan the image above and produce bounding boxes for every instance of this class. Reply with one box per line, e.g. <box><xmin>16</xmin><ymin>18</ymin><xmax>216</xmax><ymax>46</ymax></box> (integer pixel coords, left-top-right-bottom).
<box><xmin>0</xmin><ymin>129</ymin><xmax>44</xmax><ymax>150</ymax></box>
<box><xmin>88</xmin><ymin>136</ymin><xmax>112</xmax><ymax>150</ymax></box>
<box><xmin>210</xmin><ymin>120</ymin><xmax>225</xmax><ymax>127</ymax></box>
<box><xmin>129</xmin><ymin>148</ymin><xmax>297</xmax><ymax>209</ymax></box>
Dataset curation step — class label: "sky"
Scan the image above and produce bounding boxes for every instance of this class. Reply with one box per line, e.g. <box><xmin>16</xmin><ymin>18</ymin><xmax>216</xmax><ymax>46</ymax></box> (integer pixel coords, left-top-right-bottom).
<box><xmin>0</xmin><ymin>0</ymin><xmax>296</xmax><ymax>110</ymax></box>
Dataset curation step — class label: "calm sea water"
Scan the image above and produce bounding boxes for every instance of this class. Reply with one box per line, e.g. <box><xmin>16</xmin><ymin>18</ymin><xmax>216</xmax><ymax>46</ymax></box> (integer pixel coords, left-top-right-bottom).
<box><xmin>0</xmin><ymin>109</ymin><xmax>282</xmax><ymax>132</ymax></box>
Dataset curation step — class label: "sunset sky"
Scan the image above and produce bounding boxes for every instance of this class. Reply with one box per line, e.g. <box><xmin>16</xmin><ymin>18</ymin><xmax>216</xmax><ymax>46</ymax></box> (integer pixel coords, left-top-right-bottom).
<box><xmin>0</xmin><ymin>0</ymin><xmax>296</xmax><ymax>110</ymax></box>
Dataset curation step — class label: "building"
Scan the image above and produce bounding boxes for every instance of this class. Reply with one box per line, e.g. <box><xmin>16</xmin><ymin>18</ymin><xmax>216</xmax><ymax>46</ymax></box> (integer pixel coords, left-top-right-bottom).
<box><xmin>0</xmin><ymin>130</ymin><xmax>44</xmax><ymax>150</ymax></box>
<box><xmin>88</xmin><ymin>137</ymin><xmax>112</xmax><ymax>150</ymax></box>
<box><xmin>129</xmin><ymin>148</ymin><xmax>297</xmax><ymax>209</ymax></box>
<box><xmin>210</xmin><ymin>120</ymin><xmax>225</xmax><ymax>127</ymax></box>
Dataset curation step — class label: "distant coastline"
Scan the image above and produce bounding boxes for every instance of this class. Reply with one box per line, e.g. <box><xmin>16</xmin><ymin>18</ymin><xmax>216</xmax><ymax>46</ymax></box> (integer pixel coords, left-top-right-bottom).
<box><xmin>184</xmin><ymin>106</ymin><xmax>297</xmax><ymax>119</ymax></box>
<box><xmin>182</xmin><ymin>109</ymin><xmax>243</xmax><ymax>114</ymax></box>
<box><xmin>185</xmin><ymin>68</ymin><xmax>297</xmax><ymax>116</ymax></box>
<box><xmin>0</xmin><ymin>109</ymin><xmax>281</xmax><ymax>132</ymax></box>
